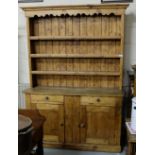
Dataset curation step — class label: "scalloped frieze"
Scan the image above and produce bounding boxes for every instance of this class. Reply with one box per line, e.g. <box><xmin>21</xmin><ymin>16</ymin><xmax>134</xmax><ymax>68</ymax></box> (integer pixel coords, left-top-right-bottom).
<box><xmin>25</xmin><ymin>10</ymin><xmax>124</xmax><ymax>17</ymax></box>
<box><xmin>22</xmin><ymin>4</ymin><xmax>128</xmax><ymax>17</ymax></box>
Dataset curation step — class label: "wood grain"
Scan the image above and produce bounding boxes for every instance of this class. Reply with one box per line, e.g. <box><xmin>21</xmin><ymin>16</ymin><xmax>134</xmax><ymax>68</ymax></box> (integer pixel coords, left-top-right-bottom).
<box><xmin>23</xmin><ymin>4</ymin><xmax>128</xmax><ymax>152</ymax></box>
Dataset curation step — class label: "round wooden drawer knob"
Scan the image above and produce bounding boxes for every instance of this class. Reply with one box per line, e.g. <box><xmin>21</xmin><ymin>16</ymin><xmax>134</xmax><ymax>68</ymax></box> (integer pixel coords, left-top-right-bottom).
<box><xmin>97</xmin><ymin>98</ymin><xmax>100</xmax><ymax>102</ymax></box>
<box><xmin>60</xmin><ymin>123</ymin><xmax>64</xmax><ymax>127</ymax></box>
<box><xmin>45</xmin><ymin>96</ymin><xmax>49</xmax><ymax>100</ymax></box>
<box><xmin>79</xmin><ymin>123</ymin><xmax>85</xmax><ymax>128</ymax></box>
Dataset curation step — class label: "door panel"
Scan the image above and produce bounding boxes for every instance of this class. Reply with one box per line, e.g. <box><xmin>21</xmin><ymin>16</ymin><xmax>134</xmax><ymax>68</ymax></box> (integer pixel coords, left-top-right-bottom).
<box><xmin>35</xmin><ymin>103</ymin><xmax>64</xmax><ymax>143</ymax></box>
<box><xmin>80</xmin><ymin>105</ymin><xmax>119</xmax><ymax>145</ymax></box>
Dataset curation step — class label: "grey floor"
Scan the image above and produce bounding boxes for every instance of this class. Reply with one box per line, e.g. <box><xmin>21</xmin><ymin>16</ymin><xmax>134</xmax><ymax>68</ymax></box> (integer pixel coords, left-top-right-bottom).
<box><xmin>44</xmin><ymin>147</ymin><xmax>127</xmax><ymax>155</ymax></box>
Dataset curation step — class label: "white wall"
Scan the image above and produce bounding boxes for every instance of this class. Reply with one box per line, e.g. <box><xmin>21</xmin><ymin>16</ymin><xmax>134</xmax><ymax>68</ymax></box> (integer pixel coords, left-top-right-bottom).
<box><xmin>18</xmin><ymin>0</ymin><xmax>136</xmax><ymax>85</ymax></box>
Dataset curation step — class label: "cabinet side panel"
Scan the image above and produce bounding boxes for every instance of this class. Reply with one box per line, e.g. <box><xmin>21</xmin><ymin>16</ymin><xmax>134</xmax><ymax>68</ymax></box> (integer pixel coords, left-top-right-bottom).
<box><xmin>25</xmin><ymin>94</ymin><xmax>31</xmax><ymax>109</ymax></box>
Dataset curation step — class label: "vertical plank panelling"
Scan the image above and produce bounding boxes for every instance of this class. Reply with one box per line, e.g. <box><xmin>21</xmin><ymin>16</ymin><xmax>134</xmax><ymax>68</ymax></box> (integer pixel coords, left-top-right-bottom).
<box><xmin>101</xmin><ymin>16</ymin><xmax>106</xmax><ymax>88</ymax></box>
<box><xmin>107</xmin><ymin>17</ymin><xmax>111</xmax><ymax>88</ymax></box>
<box><xmin>72</xmin><ymin>16</ymin><xmax>80</xmax><ymax>87</ymax></box>
<box><xmin>33</xmin><ymin>24</ymin><xmax>40</xmax><ymax>54</ymax></box>
<box><xmin>94</xmin><ymin>15</ymin><xmax>102</xmax><ymax>37</ymax></box>
<box><xmin>73</xmin><ymin>42</ymin><xmax>80</xmax><ymax>87</ymax></box>
<box><xmin>66</xmin><ymin>16</ymin><xmax>73</xmax><ymax>57</ymax></box>
<box><xmin>88</xmin><ymin>76</ymin><xmax>93</xmax><ymax>88</ymax></box>
<box><xmin>80</xmin><ymin>16</ymin><xmax>87</xmax><ymax>55</ymax></box>
<box><xmin>80</xmin><ymin>16</ymin><xmax>87</xmax><ymax>87</ymax></box>
<box><xmin>115</xmin><ymin>16</ymin><xmax>121</xmax><ymax>89</ymax></box>
<box><xmin>33</xmin><ymin>18</ymin><xmax>39</xmax><ymax>36</ymax></box>
<box><xmin>39</xmin><ymin>18</ymin><xmax>47</xmax><ymax>86</ymax></box>
<box><xmin>52</xmin><ymin>17</ymin><xmax>59</xmax><ymax>87</ymax></box>
<box><xmin>116</xmin><ymin>41</ymin><xmax>120</xmax><ymax>56</ymax></box>
<box><xmin>117</xmin><ymin>16</ymin><xmax>121</xmax><ymax>36</ymax></box>
<box><xmin>94</xmin><ymin>16</ymin><xmax>102</xmax><ymax>87</ymax></box>
<box><xmin>111</xmin><ymin>17</ymin><xmax>116</xmax><ymax>87</ymax></box>
<box><xmin>44</xmin><ymin>17</ymin><xmax>51</xmax><ymax>87</ymax></box>
<box><xmin>52</xmin><ymin>17</ymin><xmax>59</xmax><ymax>54</ymax></box>
<box><xmin>87</xmin><ymin>16</ymin><xmax>94</xmax><ymax>36</ymax></box>
<box><xmin>59</xmin><ymin>17</ymin><xmax>66</xmax><ymax>56</ymax></box>
<box><xmin>45</xmin><ymin>17</ymin><xmax>53</xmax><ymax>86</ymax></box>
<box><xmin>103</xmin><ymin>16</ymin><xmax>108</xmax><ymax>36</ymax></box>
<box><xmin>66</xmin><ymin>16</ymin><xmax>73</xmax><ymax>87</ymax></box>
<box><xmin>87</xmin><ymin>16</ymin><xmax>94</xmax><ymax>87</ymax></box>
<box><xmin>27</xmin><ymin>7</ymin><xmax>125</xmax><ymax>89</ymax></box>
<box><xmin>87</xmin><ymin>16</ymin><xmax>94</xmax><ymax>53</ymax></box>
<box><xmin>59</xmin><ymin>17</ymin><xmax>66</xmax><ymax>87</ymax></box>
<box><xmin>73</xmin><ymin>58</ymin><xmax>79</xmax><ymax>88</ymax></box>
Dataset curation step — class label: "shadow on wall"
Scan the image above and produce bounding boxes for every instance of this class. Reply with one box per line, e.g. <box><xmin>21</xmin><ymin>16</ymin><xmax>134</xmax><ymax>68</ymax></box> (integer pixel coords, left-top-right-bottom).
<box><xmin>123</xmin><ymin>13</ymin><xmax>136</xmax><ymax>86</ymax></box>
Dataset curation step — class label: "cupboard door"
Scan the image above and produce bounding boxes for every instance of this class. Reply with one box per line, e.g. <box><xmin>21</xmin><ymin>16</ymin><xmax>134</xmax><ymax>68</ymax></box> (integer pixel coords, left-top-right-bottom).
<box><xmin>80</xmin><ymin>105</ymin><xmax>121</xmax><ymax>145</ymax></box>
<box><xmin>33</xmin><ymin>103</ymin><xmax>64</xmax><ymax>144</ymax></box>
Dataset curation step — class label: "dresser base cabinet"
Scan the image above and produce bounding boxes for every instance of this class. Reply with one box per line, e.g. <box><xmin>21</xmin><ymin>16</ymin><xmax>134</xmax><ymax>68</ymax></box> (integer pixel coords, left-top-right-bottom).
<box><xmin>24</xmin><ymin>87</ymin><xmax>122</xmax><ymax>152</ymax></box>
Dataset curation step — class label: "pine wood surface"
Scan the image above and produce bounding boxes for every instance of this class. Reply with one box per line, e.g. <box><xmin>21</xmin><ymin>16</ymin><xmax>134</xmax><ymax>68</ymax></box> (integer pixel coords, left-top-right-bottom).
<box><xmin>22</xmin><ymin>4</ymin><xmax>128</xmax><ymax>152</ymax></box>
<box><xmin>30</xmin><ymin>54</ymin><xmax>122</xmax><ymax>58</ymax></box>
<box><xmin>25</xmin><ymin>93</ymin><xmax>122</xmax><ymax>152</ymax></box>
<box><xmin>21</xmin><ymin>3</ymin><xmax>128</xmax><ymax>17</ymax></box>
<box><xmin>22</xmin><ymin>4</ymin><xmax>127</xmax><ymax>89</ymax></box>
<box><xmin>30</xmin><ymin>36</ymin><xmax>121</xmax><ymax>40</ymax></box>
<box><xmin>24</xmin><ymin>87</ymin><xmax>122</xmax><ymax>96</ymax></box>
<box><xmin>31</xmin><ymin>102</ymin><xmax>65</xmax><ymax>144</ymax></box>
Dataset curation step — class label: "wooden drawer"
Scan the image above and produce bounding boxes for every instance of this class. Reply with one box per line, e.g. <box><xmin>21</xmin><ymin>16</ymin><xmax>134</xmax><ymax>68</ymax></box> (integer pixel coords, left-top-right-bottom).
<box><xmin>31</xmin><ymin>94</ymin><xmax>64</xmax><ymax>104</ymax></box>
<box><xmin>81</xmin><ymin>96</ymin><xmax>122</xmax><ymax>107</ymax></box>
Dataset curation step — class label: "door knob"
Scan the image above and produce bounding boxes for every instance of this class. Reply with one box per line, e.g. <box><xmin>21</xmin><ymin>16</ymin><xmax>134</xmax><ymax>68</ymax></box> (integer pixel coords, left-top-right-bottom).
<box><xmin>97</xmin><ymin>98</ymin><xmax>100</xmax><ymax>102</ymax></box>
<box><xmin>79</xmin><ymin>123</ymin><xmax>85</xmax><ymax>128</ymax></box>
<box><xmin>45</xmin><ymin>96</ymin><xmax>49</xmax><ymax>100</ymax></box>
<box><xmin>60</xmin><ymin>123</ymin><xmax>64</xmax><ymax>127</ymax></box>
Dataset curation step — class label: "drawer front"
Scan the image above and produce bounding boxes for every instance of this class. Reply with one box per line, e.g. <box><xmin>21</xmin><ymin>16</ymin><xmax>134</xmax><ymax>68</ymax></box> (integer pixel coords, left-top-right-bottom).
<box><xmin>81</xmin><ymin>96</ymin><xmax>122</xmax><ymax>107</ymax></box>
<box><xmin>31</xmin><ymin>94</ymin><xmax>64</xmax><ymax>104</ymax></box>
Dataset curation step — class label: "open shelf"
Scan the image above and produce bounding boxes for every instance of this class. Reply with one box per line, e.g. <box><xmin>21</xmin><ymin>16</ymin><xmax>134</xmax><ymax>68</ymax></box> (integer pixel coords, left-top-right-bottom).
<box><xmin>31</xmin><ymin>71</ymin><xmax>120</xmax><ymax>76</ymax></box>
<box><xmin>30</xmin><ymin>36</ymin><xmax>121</xmax><ymax>41</ymax></box>
<box><xmin>25</xmin><ymin>6</ymin><xmax>125</xmax><ymax>89</ymax></box>
<box><xmin>30</xmin><ymin>54</ymin><xmax>123</xmax><ymax>58</ymax></box>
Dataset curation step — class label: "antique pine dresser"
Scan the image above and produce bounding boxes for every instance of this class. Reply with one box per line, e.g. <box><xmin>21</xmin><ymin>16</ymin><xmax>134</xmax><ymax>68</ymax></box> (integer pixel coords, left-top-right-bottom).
<box><xmin>22</xmin><ymin>3</ymin><xmax>128</xmax><ymax>152</ymax></box>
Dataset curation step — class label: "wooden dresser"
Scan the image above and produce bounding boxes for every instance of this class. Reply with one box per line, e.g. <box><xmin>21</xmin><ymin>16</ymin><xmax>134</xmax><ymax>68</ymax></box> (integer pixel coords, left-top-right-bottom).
<box><xmin>22</xmin><ymin>3</ymin><xmax>128</xmax><ymax>152</ymax></box>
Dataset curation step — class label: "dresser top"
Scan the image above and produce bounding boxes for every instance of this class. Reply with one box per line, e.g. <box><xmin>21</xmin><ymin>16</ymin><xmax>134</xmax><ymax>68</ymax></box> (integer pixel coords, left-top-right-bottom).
<box><xmin>21</xmin><ymin>3</ymin><xmax>129</xmax><ymax>10</ymax></box>
<box><xmin>24</xmin><ymin>87</ymin><xmax>123</xmax><ymax>96</ymax></box>
<box><xmin>21</xmin><ymin>3</ymin><xmax>129</xmax><ymax>17</ymax></box>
